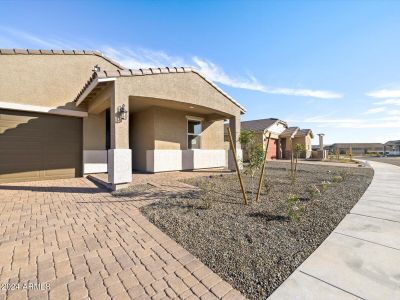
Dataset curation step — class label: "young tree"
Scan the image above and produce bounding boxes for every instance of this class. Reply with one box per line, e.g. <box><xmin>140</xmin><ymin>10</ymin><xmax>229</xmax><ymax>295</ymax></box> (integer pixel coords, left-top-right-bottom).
<box><xmin>239</xmin><ymin>130</ymin><xmax>256</xmax><ymax>162</ymax></box>
<box><xmin>348</xmin><ymin>146</ymin><xmax>353</xmax><ymax>160</ymax></box>
<box><xmin>291</xmin><ymin>143</ymin><xmax>305</xmax><ymax>182</ymax></box>
<box><xmin>239</xmin><ymin>130</ymin><xmax>264</xmax><ymax>200</ymax></box>
<box><xmin>247</xmin><ymin>144</ymin><xmax>264</xmax><ymax>198</ymax></box>
<box><xmin>293</xmin><ymin>143</ymin><xmax>306</xmax><ymax>173</ymax></box>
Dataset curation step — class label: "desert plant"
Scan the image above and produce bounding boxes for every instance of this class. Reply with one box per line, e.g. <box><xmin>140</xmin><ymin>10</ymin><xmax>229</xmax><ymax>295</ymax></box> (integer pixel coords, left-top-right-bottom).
<box><xmin>200</xmin><ymin>181</ymin><xmax>216</xmax><ymax>209</ymax></box>
<box><xmin>339</xmin><ymin>170</ymin><xmax>349</xmax><ymax>181</ymax></box>
<box><xmin>348</xmin><ymin>146</ymin><xmax>353</xmax><ymax>160</ymax></box>
<box><xmin>240</xmin><ymin>130</ymin><xmax>265</xmax><ymax>200</ymax></box>
<box><xmin>264</xmin><ymin>178</ymin><xmax>273</xmax><ymax>198</ymax></box>
<box><xmin>332</xmin><ymin>175</ymin><xmax>343</xmax><ymax>183</ymax></box>
<box><xmin>245</xmin><ymin>144</ymin><xmax>264</xmax><ymax>198</ymax></box>
<box><xmin>239</xmin><ymin>130</ymin><xmax>257</xmax><ymax>163</ymax></box>
<box><xmin>308</xmin><ymin>184</ymin><xmax>321</xmax><ymax>200</ymax></box>
<box><xmin>336</xmin><ymin>147</ymin><xmax>340</xmax><ymax>160</ymax></box>
<box><xmin>290</xmin><ymin>143</ymin><xmax>306</xmax><ymax>182</ymax></box>
<box><xmin>287</xmin><ymin>193</ymin><xmax>305</xmax><ymax>221</ymax></box>
<box><xmin>320</xmin><ymin>180</ymin><xmax>331</xmax><ymax>192</ymax></box>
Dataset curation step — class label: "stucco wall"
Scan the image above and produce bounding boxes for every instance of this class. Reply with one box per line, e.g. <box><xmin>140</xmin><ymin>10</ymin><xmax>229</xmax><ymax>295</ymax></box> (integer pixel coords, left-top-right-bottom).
<box><xmin>130</xmin><ymin>109</ymin><xmax>155</xmax><ymax>171</ymax></box>
<box><xmin>0</xmin><ymin>54</ymin><xmax>121</xmax><ymax>111</ymax></box>
<box><xmin>117</xmin><ymin>73</ymin><xmax>242</xmax><ymax>117</ymax></box>
<box><xmin>201</xmin><ymin>119</ymin><xmax>224</xmax><ymax>149</ymax></box>
<box><xmin>83</xmin><ymin>112</ymin><xmax>106</xmax><ymax>150</ymax></box>
<box><xmin>130</xmin><ymin>106</ymin><xmax>226</xmax><ymax>171</ymax></box>
<box><xmin>153</xmin><ymin>108</ymin><xmax>187</xmax><ymax>150</ymax></box>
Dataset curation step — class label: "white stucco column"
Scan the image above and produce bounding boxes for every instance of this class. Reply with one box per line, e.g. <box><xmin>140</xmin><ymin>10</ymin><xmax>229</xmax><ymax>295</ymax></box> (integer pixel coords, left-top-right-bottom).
<box><xmin>108</xmin><ymin>82</ymin><xmax>132</xmax><ymax>190</ymax></box>
<box><xmin>318</xmin><ymin>133</ymin><xmax>325</xmax><ymax>150</ymax></box>
<box><xmin>228</xmin><ymin>115</ymin><xmax>243</xmax><ymax>170</ymax></box>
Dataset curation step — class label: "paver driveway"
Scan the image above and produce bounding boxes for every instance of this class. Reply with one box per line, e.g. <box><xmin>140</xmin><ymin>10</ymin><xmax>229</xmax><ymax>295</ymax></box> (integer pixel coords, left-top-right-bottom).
<box><xmin>0</xmin><ymin>178</ymin><xmax>243</xmax><ymax>300</ymax></box>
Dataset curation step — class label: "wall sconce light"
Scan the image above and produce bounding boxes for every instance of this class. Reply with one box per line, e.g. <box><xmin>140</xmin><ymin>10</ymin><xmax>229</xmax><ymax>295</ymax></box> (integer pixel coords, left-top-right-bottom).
<box><xmin>118</xmin><ymin>104</ymin><xmax>128</xmax><ymax>121</ymax></box>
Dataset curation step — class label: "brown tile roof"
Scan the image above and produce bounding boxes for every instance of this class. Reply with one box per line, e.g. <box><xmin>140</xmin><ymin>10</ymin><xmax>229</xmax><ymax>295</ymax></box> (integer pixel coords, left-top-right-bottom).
<box><xmin>74</xmin><ymin>67</ymin><xmax>246</xmax><ymax>112</ymax></box>
<box><xmin>385</xmin><ymin>140</ymin><xmax>400</xmax><ymax>146</ymax></box>
<box><xmin>0</xmin><ymin>48</ymin><xmax>125</xmax><ymax>69</ymax></box>
<box><xmin>223</xmin><ymin>118</ymin><xmax>287</xmax><ymax>134</ymax></box>
<box><xmin>279</xmin><ymin>127</ymin><xmax>299</xmax><ymax>138</ymax></box>
<box><xmin>241</xmin><ymin>118</ymin><xmax>279</xmax><ymax>132</ymax></box>
<box><xmin>328</xmin><ymin>143</ymin><xmax>384</xmax><ymax>149</ymax></box>
<box><xmin>295</xmin><ymin>128</ymin><xmax>314</xmax><ymax>138</ymax></box>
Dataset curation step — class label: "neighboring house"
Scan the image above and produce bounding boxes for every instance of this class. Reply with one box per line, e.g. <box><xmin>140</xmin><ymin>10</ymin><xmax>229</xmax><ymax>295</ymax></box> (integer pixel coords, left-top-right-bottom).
<box><xmin>0</xmin><ymin>49</ymin><xmax>245</xmax><ymax>190</ymax></box>
<box><xmin>384</xmin><ymin>140</ymin><xmax>400</xmax><ymax>155</ymax></box>
<box><xmin>326</xmin><ymin>143</ymin><xmax>384</xmax><ymax>155</ymax></box>
<box><xmin>224</xmin><ymin>118</ymin><xmax>288</xmax><ymax>160</ymax></box>
<box><xmin>224</xmin><ymin>118</ymin><xmax>313</xmax><ymax>160</ymax></box>
<box><xmin>279</xmin><ymin>127</ymin><xmax>314</xmax><ymax>159</ymax></box>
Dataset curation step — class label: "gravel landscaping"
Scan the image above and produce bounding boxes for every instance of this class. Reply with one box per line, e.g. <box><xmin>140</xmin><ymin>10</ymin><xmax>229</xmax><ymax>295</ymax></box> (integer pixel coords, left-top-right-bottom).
<box><xmin>137</xmin><ymin>162</ymin><xmax>373</xmax><ymax>299</ymax></box>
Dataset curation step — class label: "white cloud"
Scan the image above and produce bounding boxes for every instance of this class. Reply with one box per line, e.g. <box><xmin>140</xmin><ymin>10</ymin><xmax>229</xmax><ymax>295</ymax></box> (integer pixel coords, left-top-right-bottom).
<box><xmin>261</xmin><ymin>87</ymin><xmax>342</xmax><ymax>99</ymax></box>
<box><xmin>366</xmin><ymin>89</ymin><xmax>400</xmax><ymax>98</ymax></box>
<box><xmin>374</xmin><ymin>98</ymin><xmax>400</xmax><ymax>106</ymax></box>
<box><xmin>291</xmin><ymin>113</ymin><xmax>400</xmax><ymax>129</ymax></box>
<box><xmin>0</xmin><ymin>26</ymin><xmax>76</xmax><ymax>49</ymax></box>
<box><xmin>191</xmin><ymin>56</ymin><xmax>266</xmax><ymax>91</ymax></box>
<box><xmin>104</xmin><ymin>48</ymin><xmax>342</xmax><ymax>99</ymax></box>
<box><xmin>102</xmin><ymin>47</ymin><xmax>185</xmax><ymax>69</ymax></box>
<box><xmin>363</xmin><ymin>107</ymin><xmax>386</xmax><ymax>114</ymax></box>
<box><xmin>387</xmin><ymin>109</ymin><xmax>400</xmax><ymax>115</ymax></box>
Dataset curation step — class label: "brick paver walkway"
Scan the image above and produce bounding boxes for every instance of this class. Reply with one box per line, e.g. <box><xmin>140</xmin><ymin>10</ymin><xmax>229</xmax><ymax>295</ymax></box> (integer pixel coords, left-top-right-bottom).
<box><xmin>0</xmin><ymin>178</ymin><xmax>244</xmax><ymax>300</ymax></box>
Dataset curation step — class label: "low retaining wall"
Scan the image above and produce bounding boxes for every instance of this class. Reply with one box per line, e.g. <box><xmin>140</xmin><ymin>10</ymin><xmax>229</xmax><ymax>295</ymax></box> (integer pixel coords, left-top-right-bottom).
<box><xmin>146</xmin><ymin>149</ymin><xmax>226</xmax><ymax>172</ymax></box>
<box><xmin>83</xmin><ymin>150</ymin><xmax>108</xmax><ymax>174</ymax></box>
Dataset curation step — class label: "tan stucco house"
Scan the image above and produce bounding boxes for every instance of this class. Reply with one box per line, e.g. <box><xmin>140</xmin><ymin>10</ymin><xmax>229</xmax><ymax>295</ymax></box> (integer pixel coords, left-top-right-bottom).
<box><xmin>225</xmin><ymin>119</ymin><xmax>314</xmax><ymax>160</ymax></box>
<box><xmin>279</xmin><ymin>127</ymin><xmax>314</xmax><ymax>159</ymax></box>
<box><xmin>0</xmin><ymin>49</ymin><xmax>245</xmax><ymax>189</ymax></box>
<box><xmin>225</xmin><ymin>118</ymin><xmax>288</xmax><ymax>160</ymax></box>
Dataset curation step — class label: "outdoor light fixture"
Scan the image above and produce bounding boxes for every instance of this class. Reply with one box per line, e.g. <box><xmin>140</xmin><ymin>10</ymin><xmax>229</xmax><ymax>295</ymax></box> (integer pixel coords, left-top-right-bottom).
<box><xmin>92</xmin><ymin>64</ymin><xmax>101</xmax><ymax>72</ymax></box>
<box><xmin>118</xmin><ymin>104</ymin><xmax>128</xmax><ymax>120</ymax></box>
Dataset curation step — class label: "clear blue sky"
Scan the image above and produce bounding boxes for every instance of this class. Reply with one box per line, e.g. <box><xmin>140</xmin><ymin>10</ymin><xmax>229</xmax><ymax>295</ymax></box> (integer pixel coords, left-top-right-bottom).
<box><xmin>1</xmin><ymin>0</ymin><xmax>400</xmax><ymax>144</ymax></box>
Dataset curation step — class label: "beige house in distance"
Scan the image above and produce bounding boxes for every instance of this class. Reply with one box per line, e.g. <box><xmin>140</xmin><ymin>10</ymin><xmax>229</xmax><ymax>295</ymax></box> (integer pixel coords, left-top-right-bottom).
<box><xmin>280</xmin><ymin>127</ymin><xmax>314</xmax><ymax>159</ymax></box>
<box><xmin>225</xmin><ymin>119</ymin><xmax>314</xmax><ymax>160</ymax></box>
<box><xmin>0</xmin><ymin>49</ymin><xmax>245</xmax><ymax>190</ymax></box>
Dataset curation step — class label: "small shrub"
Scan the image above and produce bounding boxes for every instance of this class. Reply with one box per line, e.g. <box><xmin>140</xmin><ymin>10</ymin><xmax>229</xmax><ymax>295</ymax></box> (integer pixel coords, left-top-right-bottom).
<box><xmin>200</xmin><ymin>181</ymin><xmax>216</xmax><ymax>209</ymax></box>
<box><xmin>308</xmin><ymin>184</ymin><xmax>321</xmax><ymax>200</ymax></box>
<box><xmin>264</xmin><ymin>178</ymin><xmax>272</xmax><ymax>197</ymax></box>
<box><xmin>339</xmin><ymin>170</ymin><xmax>349</xmax><ymax>180</ymax></box>
<box><xmin>332</xmin><ymin>175</ymin><xmax>343</xmax><ymax>183</ymax></box>
<box><xmin>320</xmin><ymin>180</ymin><xmax>331</xmax><ymax>192</ymax></box>
<box><xmin>287</xmin><ymin>193</ymin><xmax>305</xmax><ymax>221</ymax></box>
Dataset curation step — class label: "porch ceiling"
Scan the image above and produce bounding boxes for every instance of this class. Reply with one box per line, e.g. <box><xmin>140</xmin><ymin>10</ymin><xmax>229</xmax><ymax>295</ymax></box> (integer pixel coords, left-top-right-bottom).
<box><xmin>129</xmin><ymin>96</ymin><xmax>230</xmax><ymax>119</ymax></box>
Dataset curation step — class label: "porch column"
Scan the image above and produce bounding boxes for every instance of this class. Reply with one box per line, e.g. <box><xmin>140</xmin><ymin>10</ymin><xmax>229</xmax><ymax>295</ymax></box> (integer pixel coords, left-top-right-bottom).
<box><xmin>108</xmin><ymin>82</ymin><xmax>132</xmax><ymax>190</ymax></box>
<box><xmin>228</xmin><ymin>115</ymin><xmax>243</xmax><ymax>170</ymax></box>
<box><xmin>318</xmin><ymin>133</ymin><xmax>325</xmax><ymax>150</ymax></box>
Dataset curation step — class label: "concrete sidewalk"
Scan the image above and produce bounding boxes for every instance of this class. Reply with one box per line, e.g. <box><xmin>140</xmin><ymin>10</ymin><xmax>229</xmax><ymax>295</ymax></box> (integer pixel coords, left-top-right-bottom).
<box><xmin>269</xmin><ymin>160</ymin><xmax>400</xmax><ymax>299</ymax></box>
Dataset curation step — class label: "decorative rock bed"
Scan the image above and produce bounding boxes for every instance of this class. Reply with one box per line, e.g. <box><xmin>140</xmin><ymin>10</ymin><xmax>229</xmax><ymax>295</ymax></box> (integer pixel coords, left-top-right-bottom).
<box><xmin>138</xmin><ymin>162</ymin><xmax>373</xmax><ymax>299</ymax></box>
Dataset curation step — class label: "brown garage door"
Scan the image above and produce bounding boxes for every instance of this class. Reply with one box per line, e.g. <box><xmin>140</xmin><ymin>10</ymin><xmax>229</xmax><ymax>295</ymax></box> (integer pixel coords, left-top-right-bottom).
<box><xmin>0</xmin><ymin>109</ymin><xmax>82</xmax><ymax>183</ymax></box>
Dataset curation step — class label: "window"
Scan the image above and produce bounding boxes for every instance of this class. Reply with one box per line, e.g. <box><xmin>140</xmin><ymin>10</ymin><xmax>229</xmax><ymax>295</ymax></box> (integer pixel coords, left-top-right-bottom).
<box><xmin>187</xmin><ymin>119</ymin><xmax>202</xmax><ymax>149</ymax></box>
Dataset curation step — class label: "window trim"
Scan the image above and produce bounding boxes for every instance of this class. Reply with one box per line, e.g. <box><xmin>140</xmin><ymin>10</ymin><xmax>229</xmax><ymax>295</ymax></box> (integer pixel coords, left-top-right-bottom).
<box><xmin>186</xmin><ymin>117</ymin><xmax>202</xmax><ymax>150</ymax></box>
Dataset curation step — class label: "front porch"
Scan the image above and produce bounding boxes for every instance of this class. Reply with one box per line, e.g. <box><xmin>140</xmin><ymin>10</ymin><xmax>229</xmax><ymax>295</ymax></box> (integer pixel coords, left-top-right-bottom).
<box><xmin>75</xmin><ymin>67</ymin><xmax>245</xmax><ymax>190</ymax></box>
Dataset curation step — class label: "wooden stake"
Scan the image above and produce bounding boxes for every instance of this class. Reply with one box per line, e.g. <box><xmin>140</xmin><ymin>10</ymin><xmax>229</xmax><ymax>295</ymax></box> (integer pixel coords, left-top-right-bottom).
<box><xmin>290</xmin><ymin>138</ymin><xmax>294</xmax><ymax>177</ymax></box>
<box><xmin>227</xmin><ymin>127</ymin><xmax>248</xmax><ymax>205</ymax></box>
<box><xmin>256</xmin><ymin>132</ymin><xmax>272</xmax><ymax>202</ymax></box>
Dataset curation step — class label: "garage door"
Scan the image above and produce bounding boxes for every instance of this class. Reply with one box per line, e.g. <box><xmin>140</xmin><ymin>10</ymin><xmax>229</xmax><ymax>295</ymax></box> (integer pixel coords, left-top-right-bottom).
<box><xmin>0</xmin><ymin>109</ymin><xmax>82</xmax><ymax>183</ymax></box>
<box><xmin>266</xmin><ymin>138</ymin><xmax>278</xmax><ymax>160</ymax></box>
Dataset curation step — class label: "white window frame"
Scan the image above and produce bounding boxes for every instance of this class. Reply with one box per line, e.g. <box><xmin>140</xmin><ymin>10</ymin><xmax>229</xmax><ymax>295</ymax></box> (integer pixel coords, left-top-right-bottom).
<box><xmin>186</xmin><ymin>116</ymin><xmax>203</xmax><ymax>150</ymax></box>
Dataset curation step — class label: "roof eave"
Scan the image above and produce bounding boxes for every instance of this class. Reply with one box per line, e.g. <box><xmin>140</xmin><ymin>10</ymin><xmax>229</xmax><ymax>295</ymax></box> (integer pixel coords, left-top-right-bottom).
<box><xmin>75</xmin><ymin>76</ymin><xmax>116</xmax><ymax>106</ymax></box>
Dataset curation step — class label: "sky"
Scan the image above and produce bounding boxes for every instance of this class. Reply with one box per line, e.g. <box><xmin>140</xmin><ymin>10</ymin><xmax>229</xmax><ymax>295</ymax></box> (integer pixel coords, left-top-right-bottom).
<box><xmin>1</xmin><ymin>0</ymin><xmax>400</xmax><ymax>144</ymax></box>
